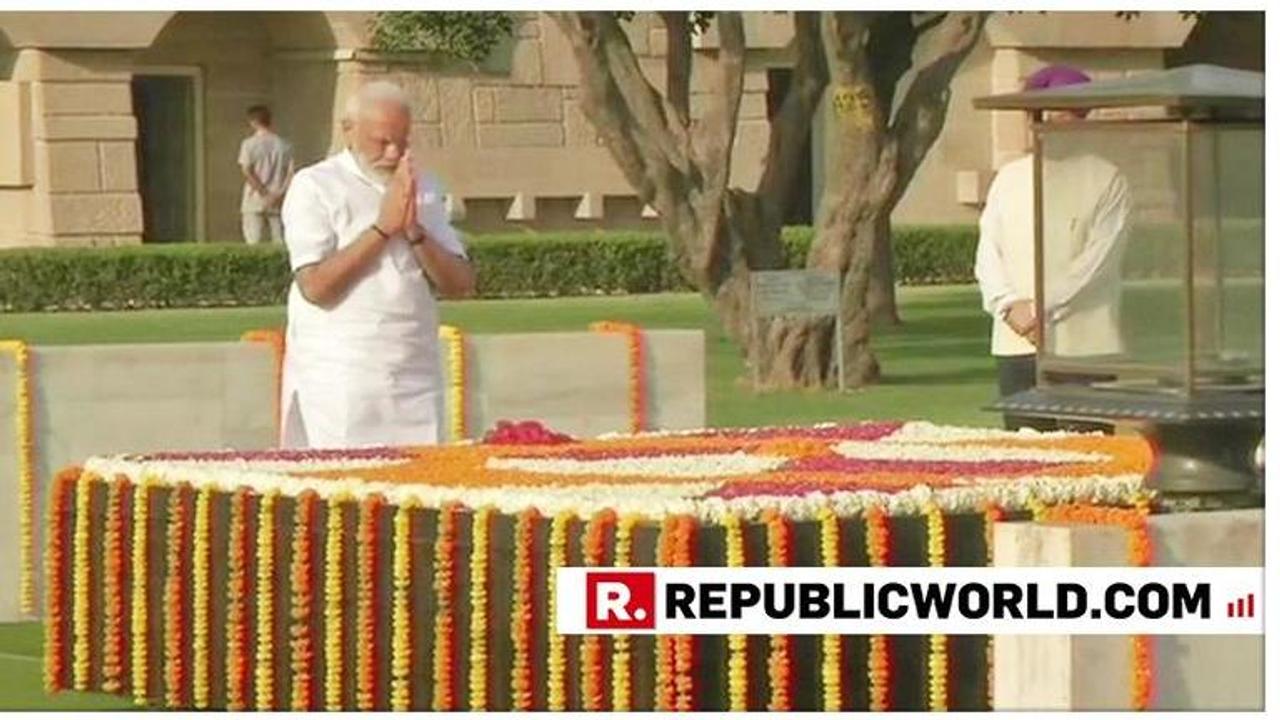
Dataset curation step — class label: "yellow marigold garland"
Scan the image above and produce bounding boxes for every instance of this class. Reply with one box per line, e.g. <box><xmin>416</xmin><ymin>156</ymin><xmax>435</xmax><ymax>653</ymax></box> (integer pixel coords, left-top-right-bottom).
<box><xmin>129</xmin><ymin>477</ymin><xmax>152</xmax><ymax>705</ymax></box>
<box><xmin>654</xmin><ymin>516</ymin><xmax>678</xmax><ymax>711</ymax></box>
<box><xmin>468</xmin><ymin>506</ymin><xmax>495</xmax><ymax>711</ymax></box>
<box><xmin>611</xmin><ymin>514</ymin><xmax>640</xmax><ymax>711</ymax></box>
<box><xmin>225</xmin><ymin>488</ymin><xmax>252</xmax><ymax>711</ymax></box>
<box><xmin>43</xmin><ymin>468</ymin><xmax>78</xmax><ymax>694</ymax></box>
<box><xmin>290</xmin><ymin>491</ymin><xmax>318</xmax><ymax>711</ymax></box>
<box><xmin>355</xmin><ymin>494</ymin><xmax>383</xmax><ymax>711</ymax></box>
<box><xmin>925</xmin><ymin>502</ymin><xmax>949</xmax><ymax>711</ymax></box>
<box><xmin>255</xmin><ymin>490</ymin><xmax>278</xmax><ymax>711</ymax></box>
<box><xmin>1038</xmin><ymin>494</ymin><xmax>1156</xmax><ymax>710</ymax></box>
<box><xmin>240</xmin><ymin>329</ymin><xmax>285</xmax><ymax>438</ymax></box>
<box><xmin>580</xmin><ymin>509</ymin><xmax>616</xmax><ymax>711</ymax></box>
<box><xmin>71</xmin><ymin>471</ymin><xmax>94</xmax><ymax>692</ymax></box>
<box><xmin>763</xmin><ymin>509</ymin><xmax>793</xmax><ymax>711</ymax></box>
<box><xmin>323</xmin><ymin>495</ymin><xmax>348</xmax><ymax>711</ymax></box>
<box><xmin>509</xmin><ymin>508</ymin><xmax>539</xmax><ymax>711</ymax></box>
<box><xmin>192</xmin><ymin>486</ymin><xmax>213</xmax><ymax>708</ymax></box>
<box><xmin>0</xmin><ymin>341</ymin><xmax>38</xmax><ymax>616</ymax></box>
<box><xmin>391</xmin><ymin>497</ymin><xmax>418</xmax><ymax>711</ymax></box>
<box><xmin>818</xmin><ymin>506</ymin><xmax>843</xmax><ymax>711</ymax></box>
<box><xmin>101</xmin><ymin>476</ymin><xmax>129</xmax><ymax>695</ymax></box>
<box><xmin>546</xmin><ymin>510</ymin><xmax>575</xmax><ymax>711</ymax></box>
<box><xmin>164</xmin><ymin>484</ymin><xmax>190</xmax><ymax>708</ymax></box>
<box><xmin>438</xmin><ymin>325</ymin><xmax>468</xmax><ymax>442</ymax></box>
<box><xmin>432</xmin><ymin>502</ymin><xmax>462</xmax><ymax>711</ymax></box>
<box><xmin>865</xmin><ymin>504</ymin><xmax>891</xmax><ymax>711</ymax></box>
<box><xmin>721</xmin><ymin>512</ymin><xmax>748</xmax><ymax>712</ymax></box>
<box><xmin>589</xmin><ymin>321</ymin><xmax>648</xmax><ymax>433</ymax></box>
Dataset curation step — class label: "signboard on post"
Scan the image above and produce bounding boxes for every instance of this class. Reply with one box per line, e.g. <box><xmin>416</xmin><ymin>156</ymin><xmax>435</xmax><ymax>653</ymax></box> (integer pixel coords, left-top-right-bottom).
<box><xmin>749</xmin><ymin>270</ymin><xmax>845</xmax><ymax>391</ymax></box>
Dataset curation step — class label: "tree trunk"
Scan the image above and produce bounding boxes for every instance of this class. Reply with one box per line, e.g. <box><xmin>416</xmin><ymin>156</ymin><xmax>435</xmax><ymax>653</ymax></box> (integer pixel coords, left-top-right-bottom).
<box><xmin>867</xmin><ymin>215</ymin><xmax>901</xmax><ymax>325</ymax></box>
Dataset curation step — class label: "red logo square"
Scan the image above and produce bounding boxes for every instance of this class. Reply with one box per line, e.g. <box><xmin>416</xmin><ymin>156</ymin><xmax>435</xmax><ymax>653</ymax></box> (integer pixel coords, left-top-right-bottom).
<box><xmin>586</xmin><ymin>571</ymin><xmax>656</xmax><ymax>630</ymax></box>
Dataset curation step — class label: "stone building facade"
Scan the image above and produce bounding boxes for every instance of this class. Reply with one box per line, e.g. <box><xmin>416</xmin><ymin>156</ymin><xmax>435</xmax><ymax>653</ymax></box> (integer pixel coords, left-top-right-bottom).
<box><xmin>0</xmin><ymin>11</ymin><xmax>1230</xmax><ymax>248</ymax></box>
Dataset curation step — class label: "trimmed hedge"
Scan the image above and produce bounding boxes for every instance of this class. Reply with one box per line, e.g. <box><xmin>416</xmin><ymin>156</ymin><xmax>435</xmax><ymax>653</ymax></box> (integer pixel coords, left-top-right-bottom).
<box><xmin>0</xmin><ymin>226</ymin><xmax>978</xmax><ymax>312</ymax></box>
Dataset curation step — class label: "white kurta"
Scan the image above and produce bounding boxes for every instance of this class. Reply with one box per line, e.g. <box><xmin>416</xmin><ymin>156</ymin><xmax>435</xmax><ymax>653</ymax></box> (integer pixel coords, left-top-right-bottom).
<box><xmin>974</xmin><ymin>153</ymin><xmax>1131</xmax><ymax>358</ymax></box>
<box><xmin>279</xmin><ymin>150</ymin><xmax>468</xmax><ymax>449</ymax></box>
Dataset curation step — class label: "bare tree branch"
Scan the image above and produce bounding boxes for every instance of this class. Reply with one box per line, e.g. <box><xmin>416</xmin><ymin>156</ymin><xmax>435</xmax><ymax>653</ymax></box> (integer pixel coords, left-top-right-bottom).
<box><xmin>662</xmin><ymin>12</ymin><xmax>693</xmax><ymax>128</ymax></box>
<box><xmin>697</xmin><ymin>12</ymin><xmax>746</xmax><ymax>192</ymax></box>
<box><xmin>755</xmin><ymin>12</ymin><xmax>828</xmax><ymax>236</ymax></box>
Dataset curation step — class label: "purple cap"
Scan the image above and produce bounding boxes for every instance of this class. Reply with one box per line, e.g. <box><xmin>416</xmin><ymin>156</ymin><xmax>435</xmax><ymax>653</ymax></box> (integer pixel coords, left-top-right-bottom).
<box><xmin>1023</xmin><ymin>65</ymin><xmax>1091</xmax><ymax>92</ymax></box>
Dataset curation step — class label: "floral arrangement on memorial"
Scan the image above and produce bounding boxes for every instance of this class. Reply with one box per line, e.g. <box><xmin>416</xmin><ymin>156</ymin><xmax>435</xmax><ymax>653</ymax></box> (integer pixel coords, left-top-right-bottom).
<box><xmin>41</xmin><ymin>418</ymin><xmax>1156</xmax><ymax>711</ymax></box>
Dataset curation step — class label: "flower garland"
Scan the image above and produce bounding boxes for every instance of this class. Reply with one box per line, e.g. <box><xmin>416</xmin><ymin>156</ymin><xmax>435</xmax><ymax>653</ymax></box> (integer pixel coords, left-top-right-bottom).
<box><xmin>673</xmin><ymin>515</ymin><xmax>698</xmax><ymax>712</ymax></box>
<box><xmin>580</xmin><ymin>509</ymin><xmax>616</xmax><ymax>711</ymax></box>
<box><xmin>588</xmin><ymin>321</ymin><xmax>648</xmax><ymax>433</ymax></box>
<box><xmin>255</xmin><ymin>490</ymin><xmax>278</xmax><ymax>711</ymax></box>
<box><xmin>164</xmin><ymin>484</ymin><xmax>190</xmax><ymax>708</ymax></box>
<box><xmin>291</xmin><ymin>491</ymin><xmax>318</xmax><ymax>711</ymax></box>
<box><xmin>323</xmin><ymin>495</ymin><xmax>348</xmax><ymax>711</ymax></box>
<box><xmin>983</xmin><ymin>502</ymin><xmax>1004</xmax><ymax>709</ymax></box>
<box><xmin>763</xmin><ymin>509</ymin><xmax>793</xmax><ymax>712</ymax></box>
<box><xmin>191</xmin><ymin>486</ymin><xmax>213</xmax><ymax>708</ymax></box>
<box><xmin>356</xmin><ymin>494</ymin><xmax>383</xmax><ymax>711</ymax></box>
<box><xmin>721</xmin><ymin>512</ymin><xmax>748</xmax><ymax>712</ymax></box>
<box><xmin>546</xmin><ymin>510</ymin><xmax>575</xmax><ymax>711</ymax></box>
<box><xmin>654</xmin><ymin>516</ymin><xmax>678</xmax><ymax>711</ymax></box>
<box><xmin>241</xmin><ymin>329</ymin><xmax>286</xmax><ymax>437</ymax></box>
<box><xmin>611</xmin><ymin>514</ymin><xmax>640</xmax><ymax>711</ymax></box>
<box><xmin>130</xmin><ymin>477</ymin><xmax>152</xmax><ymax>705</ymax></box>
<box><xmin>0</xmin><ymin>341</ymin><xmax>37</xmax><ymax>616</ymax></box>
<box><xmin>390</xmin><ymin>497</ymin><xmax>418</xmax><ymax>711</ymax></box>
<box><xmin>1037</xmin><ymin>495</ymin><xmax>1155</xmax><ymax>710</ymax></box>
<box><xmin>438</xmin><ymin>325</ymin><xmax>468</xmax><ymax>442</ymax></box>
<box><xmin>432</xmin><ymin>502</ymin><xmax>461</xmax><ymax>711</ymax></box>
<box><xmin>43</xmin><ymin>468</ymin><xmax>78</xmax><ymax>694</ymax></box>
<box><xmin>225</xmin><ymin>488</ymin><xmax>253</xmax><ymax>711</ymax></box>
<box><xmin>101</xmin><ymin>476</ymin><xmax>129</xmax><ymax>695</ymax></box>
<box><xmin>818</xmin><ymin>505</ymin><xmax>842</xmax><ymax>711</ymax></box>
<box><xmin>468</xmin><ymin>506</ymin><xmax>495</xmax><ymax>711</ymax></box>
<box><xmin>865</xmin><ymin>504</ymin><xmax>892</xmax><ymax>712</ymax></box>
<box><xmin>925</xmin><ymin>502</ymin><xmax>949</xmax><ymax>711</ymax></box>
<box><xmin>71</xmin><ymin>471</ymin><xmax>94</xmax><ymax>692</ymax></box>
<box><xmin>509</xmin><ymin>507</ymin><xmax>540</xmax><ymax>711</ymax></box>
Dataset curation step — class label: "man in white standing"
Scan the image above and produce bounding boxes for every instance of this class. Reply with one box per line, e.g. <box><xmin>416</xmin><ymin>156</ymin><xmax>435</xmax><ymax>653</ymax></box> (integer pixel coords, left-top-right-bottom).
<box><xmin>239</xmin><ymin>105</ymin><xmax>294</xmax><ymax>244</ymax></box>
<box><xmin>974</xmin><ymin>65</ymin><xmax>1131</xmax><ymax>430</ymax></box>
<box><xmin>280</xmin><ymin>82</ymin><xmax>476</xmax><ymax>449</ymax></box>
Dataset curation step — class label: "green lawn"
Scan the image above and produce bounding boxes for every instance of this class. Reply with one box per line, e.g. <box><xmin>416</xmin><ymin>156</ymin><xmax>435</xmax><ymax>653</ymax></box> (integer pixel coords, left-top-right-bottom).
<box><xmin>0</xmin><ymin>284</ymin><xmax>999</xmax><ymax>708</ymax></box>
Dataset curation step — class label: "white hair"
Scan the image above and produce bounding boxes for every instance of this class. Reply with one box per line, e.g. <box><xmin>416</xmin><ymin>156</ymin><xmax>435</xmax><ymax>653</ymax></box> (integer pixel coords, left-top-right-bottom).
<box><xmin>343</xmin><ymin>80</ymin><xmax>412</xmax><ymax>121</ymax></box>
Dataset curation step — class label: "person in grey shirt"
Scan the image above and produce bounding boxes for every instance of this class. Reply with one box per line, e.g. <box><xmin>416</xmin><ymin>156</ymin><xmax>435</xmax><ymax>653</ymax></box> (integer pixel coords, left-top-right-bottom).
<box><xmin>239</xmin><ymin>105</ymin><xmax>294</xmax><ymax>244</ymax></box>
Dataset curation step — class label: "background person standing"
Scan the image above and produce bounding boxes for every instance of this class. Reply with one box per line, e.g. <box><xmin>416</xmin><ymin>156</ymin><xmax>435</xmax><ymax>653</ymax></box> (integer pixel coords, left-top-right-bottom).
<box><xmin>239</xmin><ymin>105</ymin><xmax>294</xmax><ymax>244</ymax></box>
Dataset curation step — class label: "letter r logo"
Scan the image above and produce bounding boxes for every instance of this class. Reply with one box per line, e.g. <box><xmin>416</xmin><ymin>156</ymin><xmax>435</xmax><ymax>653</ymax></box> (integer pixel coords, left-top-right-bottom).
<box><xmin>586</xmin><ymin>571</ymin><xmax>655</xmax><ymax>630</ymax></box>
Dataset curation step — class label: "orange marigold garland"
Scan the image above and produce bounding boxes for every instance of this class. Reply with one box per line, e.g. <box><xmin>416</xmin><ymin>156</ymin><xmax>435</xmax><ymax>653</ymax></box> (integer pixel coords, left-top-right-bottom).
<box><xmin>225</xmin><ymin>488</ymin><xmax>253</xmax><ymax>711</ymax></box>
<box><xmin>254</xmin><ymin>490</ymin><xmax>278</xmax><ymax>711</ymax></box>
<box><xmin>43</xmin><ymin>468</ymin><xmax>78</xmax><ymax>694</ymax></box>
<box><xmin>101</xmin><ymin>476</ymin><xmax>130</xmax><ymax>695</ymax></box>
<box><xmin>579</xmin><ymin>509</ymin><xmax>616</xmax><ymax>711</ymax></box>
<box><xmin>355</xmin><ymin>494</ymin><xmax>383</xmax><ymax>711</ymax></box>
<box><xmin>129</xmin><ymin>477</ymin><xmax>153</xmax><ymax>705</ymax></box>
<box><xmin>164</xmin><ymin>484</ymin><xmax>191</xmax><ymax>708</ymax></box>
<box><xmin>468</xmin><ymin>506</ymin><xmax>495</xmax><ymax>711</ymax></box>
<box><xmin>290</xmin><ymin>491</ymin><xmax>319</xmax><ymax>711</ymax></box>
<box><xmin>240</xmin><ymin>329</ymin><xmax>285</xmax><ymax>438</ymax></box>
<box><xmin>323</xmin><ymin>495</ymin><xmax>348</xmax><ymax>711</ymax></box>
<box><xmin>0</xmin><ymin>340</ymin><xmax>38</xmax><ymax>616</ymax></box>
<box><xmin>509</xmin><ymin>508</ymin><xmax>540</xmax><ymax>711</ymax></box>
<box><xmin>763</xmin><ymin>509</ymin><xmax>793</xmax><ymax>712</ymax></box>
<box><xmin>982</xmin><ymin>502</ymin><xmax>1004</xmax><ymax>710</ymax></box>
<box><xmin>1038</xmin><ymin>495</ymin><xmax>1156</xmax><ymax>710</ymax></box>
<box><xmin>673</xmin><ymin>515</ymin><xmax>698</xmax><ymax>712</ymax></box>
<box><xmin>611</xmin><ymin>514</ymin><xmax>640</xmax><ymax>711</ymax></box>
<box><xmin>390</xmin><ymin>497</ymin><xmax>418</xmax><ymax>711</ymax></box>
<box><xmin>865</xmin><ymin>504</ymin><xmax>892</xmax><ymax>711</ymax></box>
<box><xmin>71</xmin><ymin>471</ymin><xmax>95</xmax><ymax>692</ymax></box>
<box><xmin>546</xmin><ymin>510</ymin><xmax>575</xmax><ymax>711</ymax></box>
<box><xmin>721</xmin><ymin>512</ymin><xmax>748</xmax><ymax>711</ymax></box>
<box><xmin>925</xmin><ymin>502</ymin><xmax>949</xmax><ymax>711</ymax></box>
<box><xmin>653</xmin><ymin>516</ymin><xmax>678</xmax><ymax>711</ymax></box>
<box><xmin>818</xmin><ymin>506</ymin><xmax>843</xmax><ymax>711</ymax></box>
<box><xmin>432</xmin><ymin>502</ymin><xmax>462</xmax><ymax>711</ymax></box>
<box><xmin>589</xmin><ymin>321</ymin><xmax>648</xmax><ymax>433</ymax></box>
<box><xmin>192</xmin><ymin>486</ymin><xmax>213</xmax><ymax>708</ymax></box>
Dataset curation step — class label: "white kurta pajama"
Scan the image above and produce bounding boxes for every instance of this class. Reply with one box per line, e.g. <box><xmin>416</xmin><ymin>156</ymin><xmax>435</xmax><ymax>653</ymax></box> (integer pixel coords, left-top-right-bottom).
<box><xmin>279</xmin><ymin>150</ymin><xmax>468</xmax><ymax>449</ymax></box>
